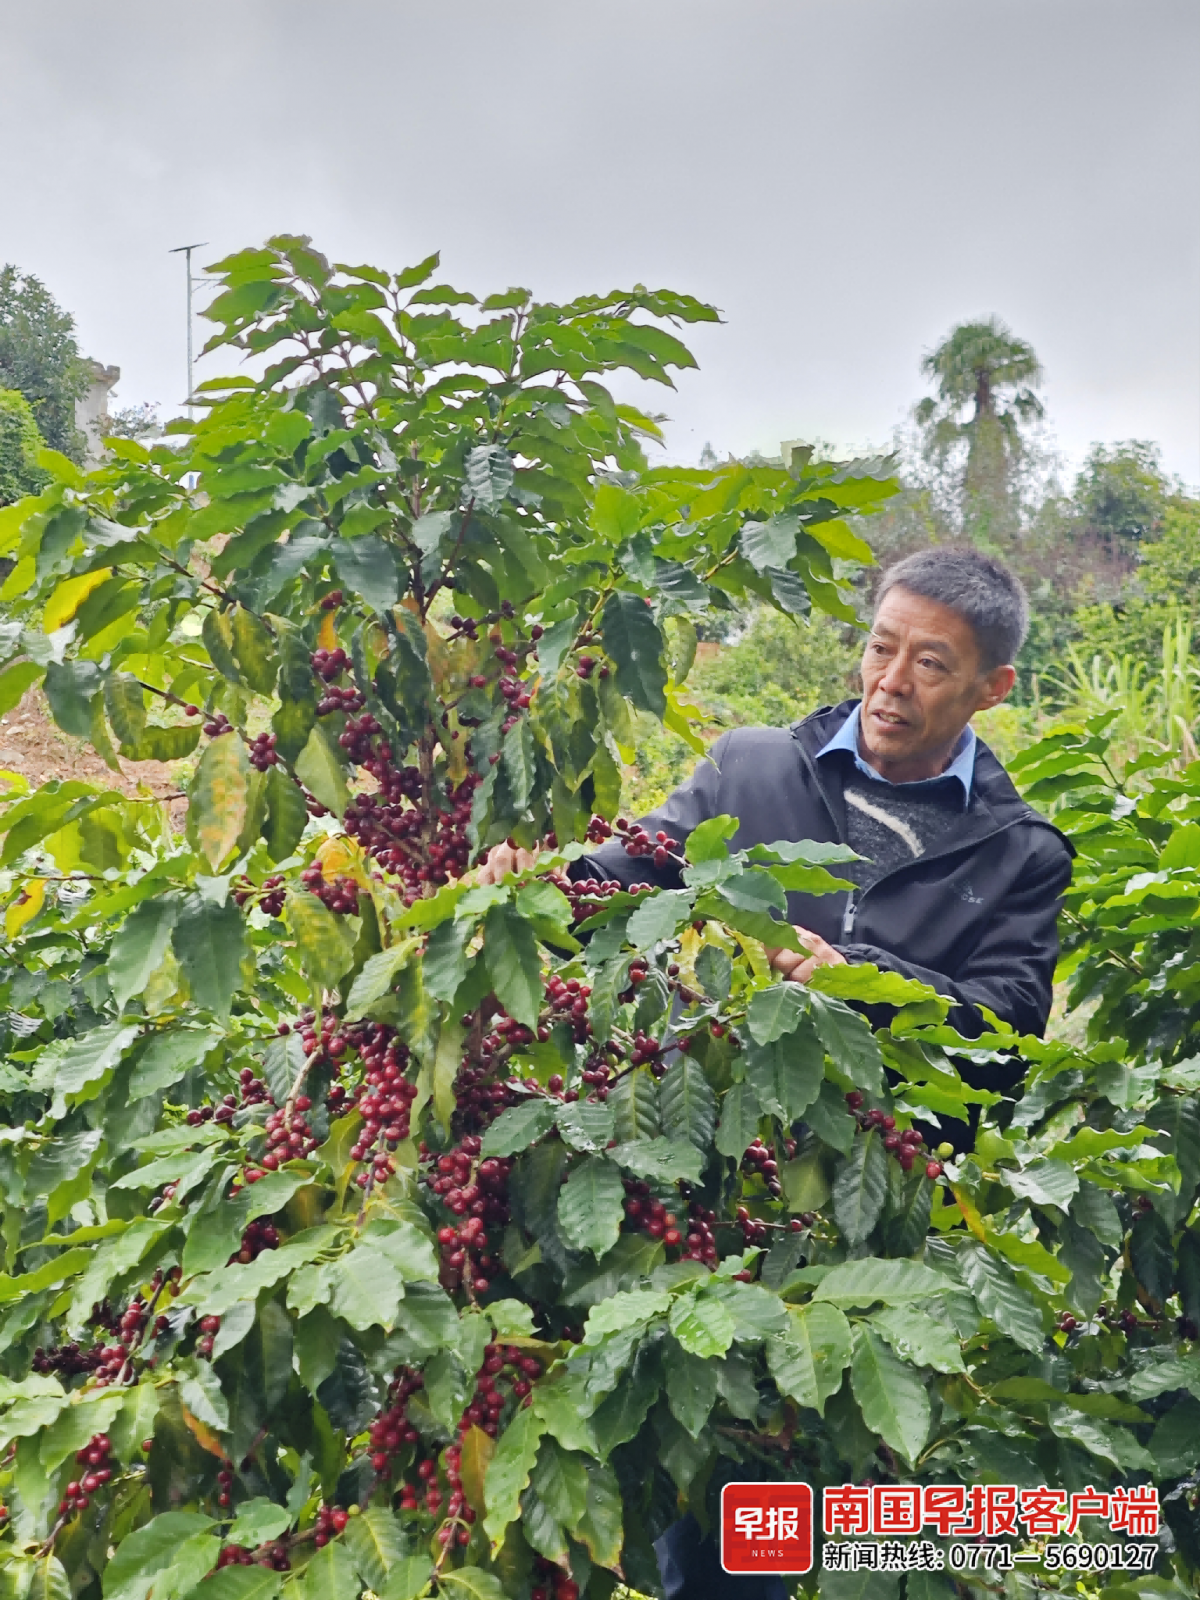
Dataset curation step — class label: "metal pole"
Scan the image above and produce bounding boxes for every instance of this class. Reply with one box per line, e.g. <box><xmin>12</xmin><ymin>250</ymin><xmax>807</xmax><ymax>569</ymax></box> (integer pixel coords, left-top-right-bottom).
<box><xmin>169</xmin><ymin>242</ymin><xmax>207</xmax><ymax>415</ymax></box>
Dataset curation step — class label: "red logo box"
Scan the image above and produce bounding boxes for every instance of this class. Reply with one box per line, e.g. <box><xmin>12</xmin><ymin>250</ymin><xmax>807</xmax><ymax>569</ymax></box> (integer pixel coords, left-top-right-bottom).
<box><xmin>721</xmin><ymin>1482</ymin><xmax>814</xmax><ymax>1574</ymax></box>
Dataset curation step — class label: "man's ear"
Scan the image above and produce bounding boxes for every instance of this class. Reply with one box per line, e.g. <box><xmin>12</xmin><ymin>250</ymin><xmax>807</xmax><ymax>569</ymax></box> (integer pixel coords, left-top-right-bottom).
<box><xmin>976</xmin><ymin>664</ymin><xmax>1016</xmax><ymax>712</ymax></box>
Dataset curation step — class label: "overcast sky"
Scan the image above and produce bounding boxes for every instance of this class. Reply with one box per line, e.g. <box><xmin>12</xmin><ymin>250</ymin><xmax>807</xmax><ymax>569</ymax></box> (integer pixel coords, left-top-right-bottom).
<box><xmin>5</xmin><ymin>1</ymin><xmax>1198</xmax><ymax>483</ymax></box>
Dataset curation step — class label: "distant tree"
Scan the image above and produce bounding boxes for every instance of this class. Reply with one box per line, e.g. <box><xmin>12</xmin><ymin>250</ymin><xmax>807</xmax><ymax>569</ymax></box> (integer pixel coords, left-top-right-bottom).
<box><xmin>0</xmin><ymin>387</ymin><xmax>48</xmax><ymax>505</ymax></box>
<box><xmin>105</xmin><ymin>399</ymin><xmax>161</xmax><ymax>441</ymax></box>
<box><xmin>915</xmin><ymin>316</ymin><xmax>1044</xmax><ymax>544</ymax></box>
<box><xmin>0</xmin><ymin>266</ymin><xmax>87</xmax><ymax>461</ymax></box>
<box><xmin>1073</xmin><ymin>439</ymin><xmax>1171</xmax><ymax>547</ymax></box>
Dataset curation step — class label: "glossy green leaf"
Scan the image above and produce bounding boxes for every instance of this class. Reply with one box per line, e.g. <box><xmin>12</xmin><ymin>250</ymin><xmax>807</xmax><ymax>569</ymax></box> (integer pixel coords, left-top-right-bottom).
<box><xmin>557</xmin><ymin>1157</ymin><xmax>624</xmax><ymax>1256</ymax></box>
<box><xmin>850</xmin><ymin>1322</ymin><xmax>930</xmax><ymax>1463</ymax></box>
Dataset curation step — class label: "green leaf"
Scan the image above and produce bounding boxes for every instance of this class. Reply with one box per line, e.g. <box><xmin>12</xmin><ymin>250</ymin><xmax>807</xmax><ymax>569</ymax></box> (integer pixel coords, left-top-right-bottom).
<box><xmin>607</xmin><ymin>1067</ymin><xmax>660</xmax><ymax>1141</ymax></box>
<box><xmin>714</xmin><ymin>1081</ymin><xmax>763</xmax><ymax>1160</ymax></box>
<box><xmin>870</xmin><ymin>1304</ymin><xmax>964</xmax><ymax>1373</ymax></box>
<box><xmin>665</xmin><ymin>1346</ymin><xmax>718</xmax><ymax>1437</ymax></box>
<box><xmin>33</xmin><ymin>1020</ymin><xmax>139</xmax><ymax>1114</ymax></box>
<box><xmin>108</xmin><ymin>896</ymin><xmax>179</xmax><ymax>1010</ymax></box>
<box><xmin>439</xmin><ymin>1573</ymin><xmax>505</xmax><ymax>1600</ymax></box>
<box><xmin>299</xmin><ymin>1538</ymin><xmax>357</xmax><ymax>1600</ymax></box>
<box><xmin>668</xmin><ymin>1290</ymin><xmax>735</xmax><ymax>1357</ymax></box>
<box><xmin>956</xmin><ymin>1239</ymin><xmax>1045</xmax><ymax>1352</ymax></box>
<box><xmin>685</xmin><ymin>814</ymin><xmax>738</xmax><ymax>863</ymax></box>
<box><xmin>590</xmin><ymin>1346</ymin><xmax>660</xmax><ymax>1456</ymax></box>
<box><xmin>766</xmin><ymin>1301</ymin><xmax>852</xmax><ymax>1415</ymax></box>
<box><xmin>483</xmin><ymin>1403</ymin><xmax>545</xmax><ymax>1548</ymax></box>
<box><xmin>345</xmin><ymin>940</ymin><xmax>417</xmax><ymax>1019</ymax></box>
<box><xmin>190</xmin><ymin>1572</ymin><xmax>282</xmax><ymax>1600</ymax></box>
<box><xmin>263</xmin><ymin>765</ymin><xmax>309</xmax><ymax>861</ymax></box>
<box><xmin>294</xmin><ymin>723</ymin><xmax>349</xmax><ymax>818</ymax></box>
<box><xmin>333</xmin><ymin>533</ymin><xmax>400</xmax><ymax>613</ymax></box>
<box><xmin>695</xmin><ymin>942</ymin><xmax>732</xmax><ymax>1001</ymax></box>
<box><xmin>555</xmin><ymin>1100</ymin><xmax>616</xmax><ymax>1153</ymax></box>
<box><xmin>746</xmin><ymin>982</ymin><xmax>810</xmax><ymax>1044</ymax></box>
<box><xmin>832</xmin><ymin>1131</ymin><xmax>887</xmax><ymax>1246</ymax></box>
<box><xmin>480</xmin><ymin>1099</ymin><xmax>557</xmax><ymax>1157</ymax></box>
<box><xmin>483</xmin><ymin>901</ymin><xmax>542</xmax><ymax>1028</ymax></box>
<box><xmin>189</xmin><ymin>732</ymin><xmax>252</xmax><ymax>870</ymax></box>
<box><xmin>658</xmin><ymin>1056</ymin><xmax>716</xmax><ymax>1151</ymax></box>
<box><xmin>740</xmin><ymin>512</ymin><xmax>799</xmax><ymax>572</ymax></box>
<box><xmin>326</xmin><ymin>1245</ymin><xmax>406</xmax><ymax>1330</ymax></box>
<box><xmin>814</xmin><ymin>1257</ymin><xmax>953</xmax><ymax>1306</ymax></box>
<box><xmin>102</xmin><ymin>1511</ymin><xmax>215</xmax><ymax>1600</ymax></box>
<box><xmin>26</xmin><ymin>1556</ymin><xmax>71</xmax><ymax>1600</ymax></box>
<box><xmin>578</xmin><ymin>1459</ymin><xmax>624</xmax><ymax>1568</ymax></box>
<box><xmin>129</xmin><ymin>1027</ymin><xmax>221</xmax><ymax>1101</ymax></box>
<box><xmin>465</xmin><ymin>443</ymin><xmax>514</xmax><ymax>511</ymax></box>
<box><xmin>178</xmin><ymin>1362</ymin><xmax>229</xmax><ymax>1431</ymax></box>
<box><xmin>1001</xmin><ymin>1157</ymin><xmax>1079</xmax><ymax>1212</ymax></box>
<box><xmin>806</xmin><ymin>1079</ymin><xmax>858</xmax><ymax>1155</ymax></box>
<box><xmin>849</xmin><ymin>1322</ymin><xmax>930</xmax><ymax>1463</ymax></box>
<box><xmin>626</xmin><ymin>888</ymin><xmax>695</xmax><ymax>948</ymax></box>
<box><xmin>172</xmin><ymin>893</ymin><xmax>247</xmax><ymax>1018</ymax></box>
<box><xmin>601</xmin><ymin>590</ymin><xmax>666</xmax><ymax>717</ymax></box>
<box><xmin>743</xmin><ymin>1029</ymin><xmax>823</xmax><ymax>1124</ymax></box>
<box><xmin>380</xmin><ymin>1556</ymin><xmax>434</xmax><ymax>1600</ymax></box>
<box><xmin>343</xmin><ymin>1506</ymin><xmax>407</xmax><ymax>1590</ymax></box>
<box><xmin>422</xmin><ymin>916</ymin><xmax>471</xmax><ymax>1002</ymax></box>
<box><xmin>808</xmin><ymin>990</ymin><xmax>885</xmax><ymax>1093</ymax></box>
<box><xmin>607</xmin><ymin>1137</ymin><xmax>702</xmax><ymax>1183</ymax></box>
<box><xmin>287</xmin><ymin>887</ymin><xmax>356</xmax><ymax>990</ymax></box>
<box><xmin>557</xmin><ymin>1157</ymin><xmax>624</xmax><ymax>1256</ymax></box>
<box><xmin>44</xmin><ymin>658</ymin><xmax>100</xmax><ymax>738</ymax></box>
<box><xmin>226</xmin><ymin>1499</ymin><xmax>291</xmax><ymax>1548</ymax></box>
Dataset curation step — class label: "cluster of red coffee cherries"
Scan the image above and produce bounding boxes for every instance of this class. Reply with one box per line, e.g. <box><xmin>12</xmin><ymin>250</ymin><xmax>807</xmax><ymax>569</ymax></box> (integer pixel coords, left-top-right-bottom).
<box><xmin>421</xmin><ymin>1134</ymin><xmax>513</xmax><ymax>1295</ymax></box>
<box><xmin>531</xmin><ymin>1556</ymin><xmax>581</xmax><ymax>1600</ymax></box>
<box><xmin>196</xmin><ymin>1314</ymin><xmax>222</xmax><ymax>1358</ymax></box>
<box><xmin>615</xmin><ymin>816</ymin><xmax>680</xmax><ymax>868</ymax></box>
<box><xmin>680</xmin><ymin>1201</ymin><xmax>723</xmax><ymax>1265</ymax></box>
<box><xmin>310</xmin><ymin>644</ymin><xmax>350</xmax><ymax>682</ymax></box>
<box><xmin>742</xmin><ymin>1137</ymin><xmax>784</xmax><ymax>1199</ymax></box>
<box><xmin>540</xmin><ymin>974</ymin><xmax>593</xmax><ymax>1045</ymax></box>
<box><xmin>233</xmin><ymin>874</ymin><xmax>286</xmax><ymax>917</ymax></box>
<box><xmin>573</xmin><ymin>652</ymin><xmax>609</xmax><ymax>682</ymax></box>
<box><xmin>300</xmin><ymin>863</ymin><xmax>360</xmax><ymax>915</ymax></box>
<box><xmin>202</xmin><ymin>710</ymin><xmax>233</xmax><ymax>738</ymax></box>
<box><xmin>368</xmin><ymin>1369</ymin><xmax>424</xmax><ymax>1480</ymax></box>
<box><xmin>845</xmin><ymin>1093</ymin><xmax>943</xmax><ymax>1179</ymax></box>
<box><xmin>187</xmin><ymin>1066</ymin><xmax>272</xmax><ymax>1128</ymax></box>
<box><xmin>231</xmin><ymin>1219</ymin><xmax>280</xmax><ymax>1263</ymax></box>
<box><xmin>262</xmin><ymin>1098</ymin><xmax>319</xmax><ymax>1169</ymax></box>
<box><xmin>342</xmin><ymin>763</ymin><xmax>480</xmax><ymax>903</ymax></box>
<box><xmin>312</xmin><ymin>1503</ymin><xmax>350</xmax><ymax>1546</ymax></box>
<box><xmin>247</xmin><ymin>730</ymin><xmax>281</xmax><ymax>770</ymax></box>
<box><xmin>622</xmin><ymin>1183</ymin><xmax>676</xmax><ymax>1242</ymax></box>
<box><xmin>56</xmin><ymin>1434</ymin><xmax>114</xmax><ymax>1518</ymax></box>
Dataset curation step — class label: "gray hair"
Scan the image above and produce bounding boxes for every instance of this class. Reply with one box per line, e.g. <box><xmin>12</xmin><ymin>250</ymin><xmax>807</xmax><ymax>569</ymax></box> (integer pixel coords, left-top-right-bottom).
<box><xmin>875</xmin><ymin>547</ymin><xmax>1029</xmax><ymax>670</ymax></box>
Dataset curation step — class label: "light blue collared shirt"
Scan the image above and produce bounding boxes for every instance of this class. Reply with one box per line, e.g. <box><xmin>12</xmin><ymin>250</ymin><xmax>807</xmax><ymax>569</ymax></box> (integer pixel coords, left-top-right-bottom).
<box><xmin>815</xmin><ymin>703</ymin><xmax>977</xmax><ymax>807</ymax></box>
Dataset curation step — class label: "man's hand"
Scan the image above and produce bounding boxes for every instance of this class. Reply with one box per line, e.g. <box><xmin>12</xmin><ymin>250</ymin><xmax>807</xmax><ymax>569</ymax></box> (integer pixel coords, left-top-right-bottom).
<box><xmin>475</xmin><ymin>840</ymin><xmax>541</xmax><ymax>886</ymax></box>
<box><xmin>764</xmin><ymin>927</ymin><xmax>848</xmax><ymax>985</ymax></box>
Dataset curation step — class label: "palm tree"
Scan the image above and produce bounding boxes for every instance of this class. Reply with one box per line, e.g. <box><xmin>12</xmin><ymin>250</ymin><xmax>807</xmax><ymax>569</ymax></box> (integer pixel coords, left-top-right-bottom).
<box><xmin>915</xmin><ymin>317</ymin><xmax>1044</xmax><ymax>542</ymax></box>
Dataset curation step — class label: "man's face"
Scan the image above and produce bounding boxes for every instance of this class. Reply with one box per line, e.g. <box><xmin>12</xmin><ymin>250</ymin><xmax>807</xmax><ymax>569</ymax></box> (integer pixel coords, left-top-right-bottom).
<box><xmin>858</xmin><ymin>586</ymin><xmax>1016</xmax><ymax>782</ymax></box>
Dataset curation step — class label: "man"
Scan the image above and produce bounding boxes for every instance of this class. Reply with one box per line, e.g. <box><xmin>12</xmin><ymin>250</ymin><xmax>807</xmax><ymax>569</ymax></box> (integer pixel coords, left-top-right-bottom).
<box><xmin>484</xmin><ymin>546</ymin><xmax>1072</xmax><ymax>1042</ymax></box>
<box><xmin>481</xmin><ymin>547</ymin><xmax>1073</xmax><ymax>1599</ymax></box>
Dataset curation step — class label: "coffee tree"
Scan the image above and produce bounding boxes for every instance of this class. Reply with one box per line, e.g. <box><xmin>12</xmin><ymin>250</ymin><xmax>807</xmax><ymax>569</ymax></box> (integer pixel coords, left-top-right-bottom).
<box><xmin>0</xmin><ymin>239</ymin><xmax>1194</xmax><ymax>1600</ymax></box>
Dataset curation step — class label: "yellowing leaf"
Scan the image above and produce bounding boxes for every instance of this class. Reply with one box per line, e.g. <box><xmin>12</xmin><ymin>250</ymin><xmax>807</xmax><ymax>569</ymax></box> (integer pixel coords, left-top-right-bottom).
<box><xmin>315</xmin><ymin>833</ymin><xmax>369</xmax><ymax>886</ymax></box>
<box><xmin>189</xmin><ymin>733</ymin><xmax>252</xmax><ymax>870</ymax></box>
<box><xmin>5</xmin><ymin>878</ymin><xmax>46</xmax><ymax>937</ymax></box>
<box><xmin>459</xmin><ymin>1423</ymin><xmax>495</xmax><ymax>1515</ymax></box>
<box><xmin>44</xmin><ymin>568</ymin><xmax>112</xmax><ymax>633</ymax></box>
<box><xmin>317</xmin><ymin>610</ymin><xmax>339</xmax><ymax>651</ymax></box>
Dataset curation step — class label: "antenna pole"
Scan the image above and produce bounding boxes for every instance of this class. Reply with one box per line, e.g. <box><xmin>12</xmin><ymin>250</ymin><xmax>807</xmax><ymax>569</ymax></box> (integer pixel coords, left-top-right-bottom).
<box><xmin>169</xmin><ymin>242</ymin><xmax>208</xmax><ymax>415</ymax></box>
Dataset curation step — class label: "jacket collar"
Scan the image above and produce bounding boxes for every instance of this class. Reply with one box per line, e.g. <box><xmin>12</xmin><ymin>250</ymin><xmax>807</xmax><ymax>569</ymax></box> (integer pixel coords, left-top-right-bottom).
<box><xmin>792</xmin><ymin>700</ymin><xmax>1074</xmax><ymax>856</ymax></box>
